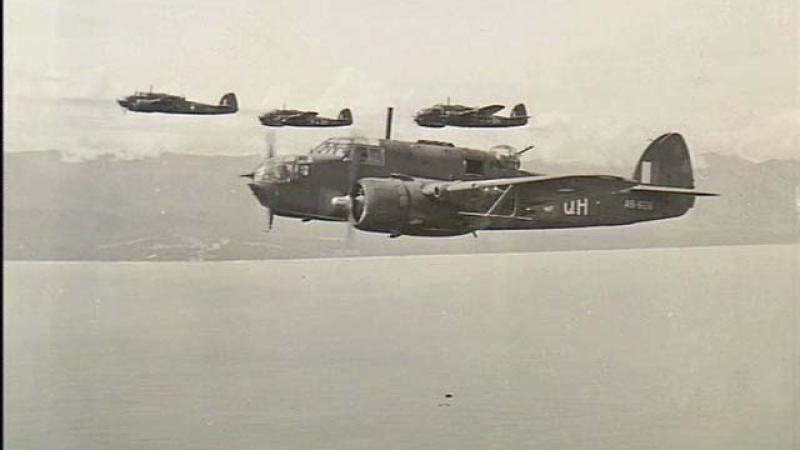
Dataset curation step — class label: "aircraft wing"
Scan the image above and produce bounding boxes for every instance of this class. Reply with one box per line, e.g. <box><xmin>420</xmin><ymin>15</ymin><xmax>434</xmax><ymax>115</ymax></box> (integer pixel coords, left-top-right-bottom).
<box><xmin>137</xmin><ymin>97</ymin><xmax>167</xmax><ymax>104</ymax></box>
<box><xmin>287</xmin><ymin>111</ymin><xmax>319</xmax><ymax>120</ymax></box>
<box><xmin>451</xmin><ymin>104</ymin><xmax>505</xmax><ymax>117</ymax></box>
<box><xmin>424</xmin><ymin>174</ymin><xmax>636</xmax><ymax>197</ymax></box>
<box><xmin>474</xmin><ymin>104</ymin><xmax>506</xmax><ymax>116</ymax></box>
<box><xmin>423</xmin><ymin>174</ymin><xmax>718</xmax><ymax>210</ymax></box>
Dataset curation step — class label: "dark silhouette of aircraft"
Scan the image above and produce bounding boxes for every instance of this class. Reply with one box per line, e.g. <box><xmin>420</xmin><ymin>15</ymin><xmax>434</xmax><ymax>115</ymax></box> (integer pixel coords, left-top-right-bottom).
<box><xmin>414</xmin><ymin>102</ymin><xmax>528</xmax><ymax>128</ymax></box>
<box><xmin>117</xmin><ymin>90</ymin><xmax>238</xmax><ymax>115</ymax></box>
<box><xmin>242</xmin><ymin>111</ymin><xmax>717</xmax><ymax>238</ymax></box>
<box><xmin>259</xmin><ymin>108</ymin><xmax>353</xmax><ymax>127</ymax></box>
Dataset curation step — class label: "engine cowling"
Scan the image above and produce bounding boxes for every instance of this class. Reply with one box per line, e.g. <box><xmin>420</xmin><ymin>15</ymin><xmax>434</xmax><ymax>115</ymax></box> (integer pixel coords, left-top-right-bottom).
<box><xmin>350</xmin><ymin>178</ymin><xmax>462</xmax><ymax>235</ymax></box>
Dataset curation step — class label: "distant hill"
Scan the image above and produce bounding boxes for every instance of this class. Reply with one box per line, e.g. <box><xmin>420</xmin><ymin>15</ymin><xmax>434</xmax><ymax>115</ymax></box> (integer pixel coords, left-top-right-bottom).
<box><xmin>4</xmin><ymin>151</ymin><xmax>798</xmax><ymax>261</ymax></box>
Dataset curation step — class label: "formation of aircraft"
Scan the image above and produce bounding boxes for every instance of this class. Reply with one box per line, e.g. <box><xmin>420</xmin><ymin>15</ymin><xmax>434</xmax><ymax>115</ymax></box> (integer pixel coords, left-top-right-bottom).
<box><xmin>117</xmin><ymin>90</ymin><xmax>238</xmax><ymax>115</ymax></box>
<box><xmin>414</xmin><ymin>102</ymin><xmax>529</xmax><ymax>128</ymax></box>
<box><xmin>116</xmin><ymin>89</ymin><xmax>716</xmax><ymax>237</ymax></box>
<box><xmin>117</xmin><ymin>90</ymin><xmax>529</xmax><ymax>129</ymax></box>
<box><xmin>241</xmin><ymin>109</ymin><xmax>717</xmax><ymax>238</ymax></box>
<box><xmin>258</xmin><ymin>108</ymin><xmax>353</xmax><ymax>127</ymax></box>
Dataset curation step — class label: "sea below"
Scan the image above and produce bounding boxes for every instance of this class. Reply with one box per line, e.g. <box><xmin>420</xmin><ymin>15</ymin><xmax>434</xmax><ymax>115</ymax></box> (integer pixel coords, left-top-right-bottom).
<box><xmin>4</xmin><ymin>244</ymin><xmax>798</xmax><ymax>450</ymax></box>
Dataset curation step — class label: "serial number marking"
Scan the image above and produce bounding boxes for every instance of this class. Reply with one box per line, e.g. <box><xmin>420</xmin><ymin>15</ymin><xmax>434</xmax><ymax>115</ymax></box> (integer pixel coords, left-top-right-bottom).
<box><xmin>624</xmin><ymin>199</ymin><xmax>654</xmax><ymax>211</ymax></box>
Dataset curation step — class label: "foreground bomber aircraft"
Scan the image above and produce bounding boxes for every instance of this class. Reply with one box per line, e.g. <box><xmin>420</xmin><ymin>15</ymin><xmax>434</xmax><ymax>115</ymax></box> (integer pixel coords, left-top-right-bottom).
<box><xmin>117</xmin><ymin>90</ymin><xmax>238</xmax><ymax>114</ymax></box>
<box><xmin>414</xmin><ymin>102</ymin><xmax>528</xmax><ymax>128</ymax></box>
<box><xmin>242</xmin><ymin>130</ymin><xmax>717</xmax><ymax>237</ymax></box>
<box><xmin>259</xmin><ymin>108</ymin><xmax>353</xmax><ymax>127</ymax></box>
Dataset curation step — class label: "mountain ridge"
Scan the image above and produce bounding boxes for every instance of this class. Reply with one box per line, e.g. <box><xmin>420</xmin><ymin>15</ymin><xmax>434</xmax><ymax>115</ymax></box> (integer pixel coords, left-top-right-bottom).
<box><xmin>4</xmin><ymin>151</ymin><xmax>797</xmax><ymax>261</ymax></box>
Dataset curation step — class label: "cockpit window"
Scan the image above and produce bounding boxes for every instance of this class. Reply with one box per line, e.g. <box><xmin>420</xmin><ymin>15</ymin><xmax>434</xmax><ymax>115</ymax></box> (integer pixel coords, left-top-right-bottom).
<box><xmin>258</xmin><ymin>155</ymin><xmax>310</xmax><ymax>183</ymax></box>
<box><xmin>464</xmin><ymin>158</ymin><xmax>484</xmax><ymax>175</ymax></box>
<box><xmin>310</xmin><ymin>138</ymin><xmax>385</xmax><ymax>166</ymax></box>
<box><xmin>311</xmin><ymin>137</ymin><xmax>380</xmax><ymax>154</ymax></box>
<box><xmin>367</xmin><ymin>147</ymin><xmax>384</xmax><ymax>165</ymax></box>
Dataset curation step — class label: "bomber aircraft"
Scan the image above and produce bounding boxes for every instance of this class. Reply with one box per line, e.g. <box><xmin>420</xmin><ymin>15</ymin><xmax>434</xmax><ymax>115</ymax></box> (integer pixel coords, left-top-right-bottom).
<box><xmin>414</xmin><ymin>102</ymin><xmax>528</xmax><ymax>128</ymax></box>
<box><xmin>117</xmin><ymin>90</ymin><xmax>238</xmax><ymax>115</ymax></box>
<box><xmin>259</xmin><ymin>108</ymin><xmax>353</xmax><ymax>127</ymax></box>
<box><xmin>242</xmin><ymin>115</ymin><xmax>717</xmax><ymax>237</ymax></box>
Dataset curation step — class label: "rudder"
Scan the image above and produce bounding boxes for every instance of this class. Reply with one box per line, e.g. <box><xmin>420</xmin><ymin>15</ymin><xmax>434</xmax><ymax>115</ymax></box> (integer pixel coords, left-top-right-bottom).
<box><xmin>338</xmin><ymin>108</ymin><xmax>353</xmax><ymax>123</ymax></box>
<box><xmin>220</xmin><ymin>93</ymin><xmax>238</xmax><ymax>110</ymax></box>
<box><xmin>633</xmin><ymin>133</ymin><xmax>694</xmax><ymax>188</ymax></box>
<box><xmin>633</xmin><ymin>133</ymin><xmax>696</xmax><ymax>212</ymax></box>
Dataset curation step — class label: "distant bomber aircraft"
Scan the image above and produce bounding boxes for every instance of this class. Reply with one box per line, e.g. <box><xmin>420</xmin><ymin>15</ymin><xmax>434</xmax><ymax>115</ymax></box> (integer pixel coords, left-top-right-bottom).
<box><xmin>414</xmin><ymin>102</ymin><xmax>529</xmax><ymax>128</ymax></box>
<box><xmin>117</xmin><ymin>90</ymin><xmax>238</xmax><ymax>115</ymax></box>
<box><xmin>259</xmin><ymin>108</ymin><xmax>353</xmax><ymax>127</ymax></box>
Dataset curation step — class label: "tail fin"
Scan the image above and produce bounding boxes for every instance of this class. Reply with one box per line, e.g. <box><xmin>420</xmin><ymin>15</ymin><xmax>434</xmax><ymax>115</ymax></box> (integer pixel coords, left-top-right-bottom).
<box><xmin>633</xmin><ymin>133</ymin><xmax>701</xmax><ymax>212</ymax></box>
<box><xmin>338</xmin><ymin>108</ymin><xmax>353</xmax><ymax>123</ymax></box>
<box><xmin>633</xmin><ymin>133</ymin><xmax>694</xmax><ymax>188</ymax></box>
<box><xmin>220</xmin><ymin>93</ymin><xmax>238</xmax><ymax>111</ymax></box>
<box><xmin>511</xmin><ymin>103</ymin><xmax>528</xmax><ymax>118</ymax></box>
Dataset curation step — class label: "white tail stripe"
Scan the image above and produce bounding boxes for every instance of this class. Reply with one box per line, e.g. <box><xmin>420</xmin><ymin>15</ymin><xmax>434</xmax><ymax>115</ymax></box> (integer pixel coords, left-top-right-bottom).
<box><xmin>641</xmin><ymin>161</ymin><xmax>652</xmax><ymax>184</ymax></box>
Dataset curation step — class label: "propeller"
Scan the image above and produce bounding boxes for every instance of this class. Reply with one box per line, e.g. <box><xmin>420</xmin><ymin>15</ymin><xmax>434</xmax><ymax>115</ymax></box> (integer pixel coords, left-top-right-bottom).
<box><xmin>264</xmin><ymin>131</ymin><xmax>278</xmax><ymax>231</ymax></box>
<box><xmin>342</xmin><ymin>146</ymin><xmax>363</xmax><ymax>247</ymax></box>
<box><xmin>265</xmin><ymin>130</ymin><xmax>276</xmax><ymax>159</ymax></box>
<box><xmin>266</xmin><ymin>207</ymin><xmax>274</xmax><ymax>232</ymax></box>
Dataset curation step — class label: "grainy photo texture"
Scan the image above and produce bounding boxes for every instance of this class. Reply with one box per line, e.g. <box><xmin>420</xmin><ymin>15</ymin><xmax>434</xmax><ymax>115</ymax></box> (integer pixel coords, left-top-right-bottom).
<box><xmin>4</xmin><ymin>1</ymin><xmax>798</xmax><ymax>449</ymax></box>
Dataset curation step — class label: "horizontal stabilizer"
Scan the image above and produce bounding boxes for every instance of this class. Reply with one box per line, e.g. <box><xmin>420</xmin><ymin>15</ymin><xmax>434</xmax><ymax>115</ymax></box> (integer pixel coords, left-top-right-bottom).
<box><xmin>291</xmin><ymin>111</ymin><xmax>318</xmax><ymax>120</ymax></box>
<box><xmin>631</xmin><ymin>185</ymin><xmax>719</xmax><ymax>196</ymax></box>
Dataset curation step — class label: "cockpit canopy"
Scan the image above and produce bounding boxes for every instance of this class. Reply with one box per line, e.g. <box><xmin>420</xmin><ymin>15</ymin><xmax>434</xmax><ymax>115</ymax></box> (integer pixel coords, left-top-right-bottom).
<box><xmin>262</xmin><ymin>109</ymin><xmax>303</xmax><ymax>119</ymax></box>
<box><xmin>416</xmin><ymin>107</ymin><xmax>442</xmax><ymax>117</ymax></box>
<box><xmin>416</xmin><ymin>104</ymin><xmax>471</xmax><ymax>117</ymax></box>
<box><xmin>310</xmin><ymin>137</ymin><xmax>381</xmax><ymax>158</ymax></box>
<box><xmin>255</xmin><ymin>154</ymin><xmax>313</xmax><ymax>183</ymax></box>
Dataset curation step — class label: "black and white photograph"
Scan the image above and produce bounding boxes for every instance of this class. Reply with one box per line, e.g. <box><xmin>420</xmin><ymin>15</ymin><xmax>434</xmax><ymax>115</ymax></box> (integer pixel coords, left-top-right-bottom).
<box><xmin>4</xmin><ymin>1</ymin><xmax>799</xmax><ymax>449</ymax></box>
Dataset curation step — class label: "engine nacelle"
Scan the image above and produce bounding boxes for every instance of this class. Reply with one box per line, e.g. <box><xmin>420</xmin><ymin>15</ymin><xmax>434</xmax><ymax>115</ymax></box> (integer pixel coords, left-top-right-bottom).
<box><xmin>351</xmin><ymin>178</ymin><xmax>462</xmax><ymax>235</ymax></box>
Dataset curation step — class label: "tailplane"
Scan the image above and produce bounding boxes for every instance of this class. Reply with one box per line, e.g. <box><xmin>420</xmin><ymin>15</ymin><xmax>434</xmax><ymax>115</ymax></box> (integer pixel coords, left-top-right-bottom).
<box><xmin>220</xmin><ymin>93</ymin><xmax>238</xmax><ymax>111</ymax></box>
<box><xmin>338</xmin><ymin>108</ymin><xmax>353</xmax><ymax>123</ymax></box>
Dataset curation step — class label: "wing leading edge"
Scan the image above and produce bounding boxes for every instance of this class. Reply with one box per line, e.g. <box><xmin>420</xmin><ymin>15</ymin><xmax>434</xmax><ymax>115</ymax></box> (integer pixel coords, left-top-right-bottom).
<box><xmin>422</xmin><ymin>174</ymin><xmax>718</xmax><ymax>203</ymax></box>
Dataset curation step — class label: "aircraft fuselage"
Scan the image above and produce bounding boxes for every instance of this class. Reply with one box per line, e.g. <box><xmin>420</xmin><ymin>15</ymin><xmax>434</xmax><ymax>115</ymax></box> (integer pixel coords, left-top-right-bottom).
<box><xmin>415</xmin><ymin>115</ymin><xmax>528</xmax><ymax>128</ymax></box>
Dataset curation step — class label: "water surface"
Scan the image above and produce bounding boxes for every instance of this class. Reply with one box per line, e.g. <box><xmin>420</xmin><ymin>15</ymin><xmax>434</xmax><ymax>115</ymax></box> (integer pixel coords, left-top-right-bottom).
<box><xmin>5</xmin><ymin>245</ymin><xmax>798</xmax><ymax>449</ymax></box>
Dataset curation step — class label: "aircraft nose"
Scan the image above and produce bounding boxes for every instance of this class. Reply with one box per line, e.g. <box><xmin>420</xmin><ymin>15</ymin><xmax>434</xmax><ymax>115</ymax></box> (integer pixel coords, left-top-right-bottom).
<box><xmin>248</xmin><ymin>179</ymin><xmax>278</xmax><ymax>209</ymax></box>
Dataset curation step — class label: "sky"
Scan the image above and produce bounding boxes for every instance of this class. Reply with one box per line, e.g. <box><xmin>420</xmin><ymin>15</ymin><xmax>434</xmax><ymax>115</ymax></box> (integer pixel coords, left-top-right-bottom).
<box><xmin>4</xmin><ymin>0</ymin><xmax>799</xmax><ymax>161</ymax></box>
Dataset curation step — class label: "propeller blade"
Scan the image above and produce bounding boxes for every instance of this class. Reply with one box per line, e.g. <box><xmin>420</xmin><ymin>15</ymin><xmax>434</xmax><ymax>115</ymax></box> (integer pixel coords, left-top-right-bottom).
<box><xmin>264</xmin><ymin>206</ymin><xmax>274</xmax><ymax>232</ymax></box>
<box><xmin>239</xmin><ymin>172</ymin><xmax>255</xmax><ymax>179</ymax></box>
<box><xmin>266</xmin><ymin>130</ymin><xmax>276</xmax><ymax>159</ymax></box>
<box><xmin>342</xmin><ymin>150</ymin><xmax>363</xmax><ymax>247</ymax></box>
<box><xmin>344</xmin><ymin>214</ymin><xmax>355</xmax><ymax>248</ymax></box>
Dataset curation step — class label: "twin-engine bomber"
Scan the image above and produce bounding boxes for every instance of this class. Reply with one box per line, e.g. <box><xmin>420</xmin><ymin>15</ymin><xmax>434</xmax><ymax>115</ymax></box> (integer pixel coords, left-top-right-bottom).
<box><xmin>242</xmin><ymin>133</ymin><xmax>717</xmax><ymax>237</ymax></box>
<box><xmin>259</xmin><ymin>108</ymin><xmax>353</xmax><ymax>127</ymax></box>
<box><xmin>117</xmin><ymin>91</ymin><xmax>238</xmax><ymax>115</ymax></box>
<box><xmin>414</xmin><ymin>103</ymin><xmax>529</xmax><ymax>128</ymax></box>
